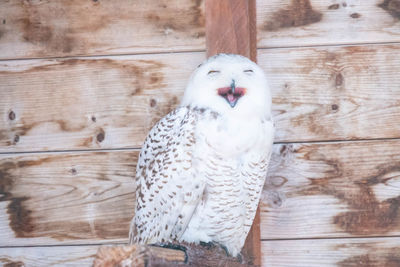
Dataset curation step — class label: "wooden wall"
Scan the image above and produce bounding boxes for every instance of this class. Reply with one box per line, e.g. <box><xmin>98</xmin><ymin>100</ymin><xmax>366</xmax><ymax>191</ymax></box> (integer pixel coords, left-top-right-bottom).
<box><xmin>0</xmin><ymin>0</ymin><xmax>400</xmax><ymax>266</ymax></box>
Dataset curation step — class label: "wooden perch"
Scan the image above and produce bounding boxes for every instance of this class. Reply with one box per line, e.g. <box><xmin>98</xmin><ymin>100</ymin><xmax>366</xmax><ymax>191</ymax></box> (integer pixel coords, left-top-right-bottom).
<box><xmin>93</xmin><ymin>244</ymin><xmax>254</xmax><ymax>267</ymax></box>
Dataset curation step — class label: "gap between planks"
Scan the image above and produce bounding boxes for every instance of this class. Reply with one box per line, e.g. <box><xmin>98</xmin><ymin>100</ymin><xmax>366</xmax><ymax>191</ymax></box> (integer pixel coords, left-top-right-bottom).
<box><xmin>257</xmin><ymin>41</ymin><xmax>400</xmax><ymax>51</ymax></box>
<box><xmin>261</xmin><ymin>235</ymin><xmax>400</xmax><ymax>242</ymax></box>
<box><xmin>0</xmin><ymin>147</ymin><xmax>142</xmax><ymax>155</ymax></box>
<box><xmin>0</xmin><ymin>49</ymin><xmax>206</xmax><ymax>63</ymax></box>
<box><xmin>0</xmin><ymin>41</ymin><xmax>400</xmax><ymax>63</ymax></box>
<box><xmin>275</xmin><ymin>137</ymin><xmax>400</xmax><ymax>145</ymax></box>
<box><xmin>1</xmin><ymin>137</ymin><xmax>400</xmax><ymax>156</ymax></box>
<box><xmin>0</xmin><ymin>242</ymin><xmax>126</xmax><ymax>249</ymax></box>
<box><xmin>1</xmin><ymin>235</ymin><xmax>400</xmax><ymax>249</ymax></box>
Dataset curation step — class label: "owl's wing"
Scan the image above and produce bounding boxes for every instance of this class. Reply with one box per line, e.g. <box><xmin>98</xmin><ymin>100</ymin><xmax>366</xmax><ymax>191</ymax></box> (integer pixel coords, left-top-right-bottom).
<box><xmin>241</xmin><ymin>120</ymin><xmax>274</xmax><ymax>237</ymax></box>
<box><xmin>129</xmin><ymin>106</ymin><xmax>204</xmax><ymax>244</ymax></box>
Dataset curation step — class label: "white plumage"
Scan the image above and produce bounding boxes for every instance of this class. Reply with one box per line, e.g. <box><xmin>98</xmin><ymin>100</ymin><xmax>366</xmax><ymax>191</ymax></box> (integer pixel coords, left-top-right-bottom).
<box><xmin>129</xmin><ymin>54</ymin><xmax>274</xmax><ymax>256</ymax></box>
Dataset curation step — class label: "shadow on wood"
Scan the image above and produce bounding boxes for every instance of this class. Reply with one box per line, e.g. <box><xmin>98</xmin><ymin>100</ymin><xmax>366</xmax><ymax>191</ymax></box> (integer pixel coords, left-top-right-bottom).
<box><xmin>93</xmin><ymin>244</ymin><xmax>255</xmax><ymax>267</ymax></box>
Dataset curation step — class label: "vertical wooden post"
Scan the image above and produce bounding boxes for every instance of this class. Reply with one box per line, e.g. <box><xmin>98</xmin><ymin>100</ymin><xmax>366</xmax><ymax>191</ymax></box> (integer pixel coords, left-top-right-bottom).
<box><xmin>205</xmin><ymin>0</ymin><xmax>261</xmax><ymax>266</ymax></box>
<box><xmin>205</xmin><ymin>0</ymin><xmax>257</xmax><ymax>61</ymax></box>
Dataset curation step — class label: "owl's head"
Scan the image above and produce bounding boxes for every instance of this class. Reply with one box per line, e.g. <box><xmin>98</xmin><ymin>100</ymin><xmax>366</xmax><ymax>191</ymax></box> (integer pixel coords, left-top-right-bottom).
<box><xmin>181</xmin><ymin>54</ymin><xmax>271</xmax><ymax>119</ymax></box>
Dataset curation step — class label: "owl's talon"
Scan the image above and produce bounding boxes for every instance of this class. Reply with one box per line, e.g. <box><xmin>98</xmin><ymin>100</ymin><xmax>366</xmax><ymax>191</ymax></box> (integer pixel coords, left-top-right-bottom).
<box><xmin>236</xmin><ymin>252</ymin><xmax>243</xmax><ymax>263</ymax></box>
<box><xmin>199</xmin><ymin>241</ymin><xmax>216</xmax><ymax>249</ymax></box>
<box><xmin>219</xmin><ymin>244</ymin><xmax>230</xmax><ymax>257</ymax></box>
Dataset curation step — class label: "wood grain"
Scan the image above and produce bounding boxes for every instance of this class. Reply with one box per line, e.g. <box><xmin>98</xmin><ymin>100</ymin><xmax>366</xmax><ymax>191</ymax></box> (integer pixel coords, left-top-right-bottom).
<box><xmin>0</xmin><ymin>150</ymin><xmax>137</xmax><ymax>246</ymax></box>
<box><xmin>1</xmin><ymin>237</ymin><xmax>399</xmax><ymax>267</ymax></box>
<box><xmin>1</xmin><ymin>0</ymin><xmax>399</xmax><ymax>60</ymax></box>
<box><xmin>262</xmin><ymin>237</ymin><xmax>400</xmax><ymax>267</ymax></box>
<box><xmin>1</xmin><ymin>1</ymin><xmax>399</xmax><ymax>265</ymax></box>
<box><xmin>257</xmin><ymin>0</ymin><xmax>400</xmax><ymax>48</ymax></box>
<box><xmin>0</xmin><ymin>53</ymin><xmax>205</xmax><ymax>152</ymax></box>
<box><xmin>1</xmin><ymin>140</ymin><xmax>399</xmax><ymax>245</ymax></box>
<box><xmin>0</xmin><ymin>246</ymin><xmax>98</xmax><ymax>266</ymax></box>
<box><xmin>260</xmin><ymin>44</ymin><xmax>400</xmax><ymax>142</ymax></box>
<box><xmin>261</xmin><ymin>139</ymin><xmax>400</xmax><ymax>239</ymax></box>
<box><xmin>1</xmin><ymin>44</ymin><xmax>400</xmax><ymax>152</ymax></box>
<box><xmin>205</xmin><ymin>0</ymin><xmax>256</xmax><ymax>59</ymax></box>
<box><xmin>0</xmin><ymin>0</ymin><xmax>205</xmax><ymax>60</ymax></box>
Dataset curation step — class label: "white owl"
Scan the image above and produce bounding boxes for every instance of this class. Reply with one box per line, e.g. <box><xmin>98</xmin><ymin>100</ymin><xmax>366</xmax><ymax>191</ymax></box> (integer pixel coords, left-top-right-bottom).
<box><xmin>129</xmin><ymin>54</ymin><xmax>274</xmax><ymax>257</ymax></box>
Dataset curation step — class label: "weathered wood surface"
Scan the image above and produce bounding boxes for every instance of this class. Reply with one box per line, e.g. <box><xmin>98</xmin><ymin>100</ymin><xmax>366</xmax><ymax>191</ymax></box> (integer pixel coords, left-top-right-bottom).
<box><xmin>261</xmin><ymin>237</ymin><xmax>400</xmax><ymax>267</ymax></box>
<box><xmin>1</xmin><ymin>237</ymin><xmax>399</xmax><ymax>267</ymax></box>
<box><xmin>0</xmin><ymin>151</ymin><xmax>137</xmax><ymax>246</ymax></box>
<box><xmin>1</xmin><ymin>44</ymin><xmax>400</xmax><ymax>152</ymax></box>
<box><xmin>261</xmin><ymin>44</ymin><xmax>400</xmax><ymax>142</ymax></box>
<box><xmin>257</xmin><ymin>0</ymin><xmax>400</xmax><ymax>48</ymax></box>
<box><xmin>261</xmin><ymin>140</ymin><xmax>400</xmax><ymax>239</ymax></box>
<box><xmin>0</xmin><ymin>0</ymin><xmax>206</xmax><ymax>60</ymax></box>
<box><xmin>1</xmin><ymin>0</ymin><xmax>400</xmax><ymax>59</ymax></box>
<box><xmin>205</xmin><ymin>0</ymin><xmax>260</xmax><ymax>265</ymax></box>
<box><xmin>1</xmin><ymin>0</ymin><xmax>399</xmax><ymax>265</ymax></box>
<box><xmin>0</xmin><ymin>53</ymin><xmax>204</xmax><ymax>152</ymax></box>
<box><xmin>0</xmin><ymin>245</ymin><xmax>98</xmax><ymax>266</ymax></box>
<box><xmin>206</xmin><ymin>0</ymin><xmax>256</xmax><ymax>59</ymax></box>
<box><xmin>1</xmin><ymin>140</ymin><xmax>399</xmax><ymax>246</ymax></box>
<box><xmin>0</xmin><ymin>45</ymin><xmax>400</xmax><ymax>152</ymax></box>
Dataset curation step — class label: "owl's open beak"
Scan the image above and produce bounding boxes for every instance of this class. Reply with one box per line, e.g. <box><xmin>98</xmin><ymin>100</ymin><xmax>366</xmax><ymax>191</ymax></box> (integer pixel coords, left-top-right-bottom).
<box><xmin>217</xmin><ymin>80</ymin><xmax>246</xmax><ymax>108</ymax></box>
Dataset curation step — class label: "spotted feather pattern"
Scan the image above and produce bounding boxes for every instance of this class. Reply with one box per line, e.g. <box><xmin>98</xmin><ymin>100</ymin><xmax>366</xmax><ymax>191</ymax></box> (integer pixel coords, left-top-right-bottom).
<box><xmin>129</xmin><ymin>106</ymin><xmax>203</xmax><ymax>244</ymax></box>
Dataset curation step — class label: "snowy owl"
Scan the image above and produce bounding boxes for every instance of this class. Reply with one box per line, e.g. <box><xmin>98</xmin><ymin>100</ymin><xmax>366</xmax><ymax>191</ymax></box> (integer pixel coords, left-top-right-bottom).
<box><xmin>129</xmin><ymin>53</ymin><xmax>274</xmax><ymax>256</ymax></box>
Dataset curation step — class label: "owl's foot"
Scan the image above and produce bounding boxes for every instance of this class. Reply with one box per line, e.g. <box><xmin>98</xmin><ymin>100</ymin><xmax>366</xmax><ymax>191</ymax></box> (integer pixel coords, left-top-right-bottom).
<box><xmin>155</xmin><ymin>242</ymin><xmax>187</xmax><ymax>253</ymax></box>
<box><xmin>202</xmin><ymin>242</ymin><xmax>237</xmax><ymax>260</ymax></box>
<box><xmin>199</xmin><ymin>241</ymin><xmax>217</xmax><ymax>249</ymax></box>
<box><xmin>218</xmin><ymin>244</ymin><xmax>243</xmax><ymax>262</ymax></box>
<box><xmin>236</xmin><ymin>252</ymin><xmax>243</xmax><ymax>263</ymax></box>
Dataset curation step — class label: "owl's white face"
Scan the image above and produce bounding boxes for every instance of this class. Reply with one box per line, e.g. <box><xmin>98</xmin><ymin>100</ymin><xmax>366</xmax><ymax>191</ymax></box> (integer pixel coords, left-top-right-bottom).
<box><xmin>181</xmin><ymin>54</ymin><xmax>271</xmax><ymax>119</ymax></box>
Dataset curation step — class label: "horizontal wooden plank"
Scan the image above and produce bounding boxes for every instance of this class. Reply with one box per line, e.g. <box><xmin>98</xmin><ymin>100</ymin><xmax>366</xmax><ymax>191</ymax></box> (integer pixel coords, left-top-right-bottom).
<box><xmin>1</xmin><ymin>44</ymin><xmax>400</xmax><ymax>152</ymax></box>
<box><xmin>0</xmin><ymin>245</ymin><xmax>98</xmax><ymax>266</ymax></box>
<box><xmin>260</xmin><ymin>44</ymin><xmax>400</xmax><ymax>142</ymax></box>
<box><xmin>261</xmin><ymin>237</ymin><xmax>400</xmax><ymax>267</ymax></box>
<box><xmin>0</xmin><ymin>53</ymin><xmax>205</xmax><ymax>152</ymax></box>
<box><xmin>257</xmin><ymin>0</ymin><xmax>400</xmax><ymax>48</ymax></box>
<box><xmin>0</xmin><ymin>151</ymin><xmax>137</xmax><ymax>246</ymax></box>
<box><xmin>1</xmin><ymin>1</ymin><xmax>399</xmax><ymax>59</ymax></box>
<box><xmin>1</xmin><ymin>237</ymin><xmax>399</xmax><ymax>266</ymax></box>
<box><xmin>0</xmin><ymin>0</ymin><xmax>206</xmax><ymax>60</ymax></box>
<box><xmin>1</xmin><ymin>140</ymin><xmax>399</xmax><ymax>246</ymax></box>
<box><xmin>261</xmin><ymin>139</ymin><xmax>400</xmax><ymax>239</ymax></box>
